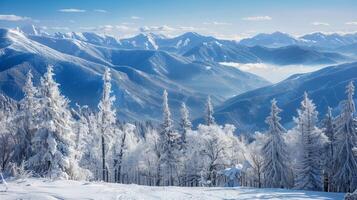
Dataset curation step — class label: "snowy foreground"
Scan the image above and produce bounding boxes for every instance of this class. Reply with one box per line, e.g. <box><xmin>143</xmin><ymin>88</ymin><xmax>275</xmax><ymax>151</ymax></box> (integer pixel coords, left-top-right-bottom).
<box><xmin>0</xmin><ymin>178</ymin><xmax>345</xmax><ymax>200</ymax></box>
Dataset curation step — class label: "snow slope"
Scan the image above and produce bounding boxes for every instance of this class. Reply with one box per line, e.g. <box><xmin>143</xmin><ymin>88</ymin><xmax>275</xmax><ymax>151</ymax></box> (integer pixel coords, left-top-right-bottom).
<box><xmin>0</xmin><ymin>178</ymin><xmax>344</xmax><ymax>200</ymax></box>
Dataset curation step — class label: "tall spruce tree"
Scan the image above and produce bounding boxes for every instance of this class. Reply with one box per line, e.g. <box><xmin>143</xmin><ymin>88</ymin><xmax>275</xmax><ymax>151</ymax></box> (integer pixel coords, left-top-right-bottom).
<box><xmin>28</xmin><ymin>66</ymin><xmax>80</xmax><ymax>179</ymax></box>
<box><xmin>294</xmin><ymin>93</ymin><xmax>324</xmax><ymax>191</ymax></box>
<box><xmin>332</xmin><ymin>81</ymin><xmax>357</xmax><ymax>192</ymax></box>
<box><xmin>261</xmin><ymin>99</ymin><xmax>291</xmax><ymax>188</ymax></box>
<box><xmin>205</xmin><ymin>96</ymin><xmax>215</xmax><ymax>126</ymax></box>
<box><xmin>97</xmin><ymin>68</ymin><xmax>116</xmax><ymax>182</ymax></box>
<box><xmin>159</xmin><ymin>90</ymin><xmax>180</xmax><ymax>186</ymax></box>
<box><xmin>179</xmin><ymin>102</ymin><xmax>192</xmax><ymax>146</ymax></box>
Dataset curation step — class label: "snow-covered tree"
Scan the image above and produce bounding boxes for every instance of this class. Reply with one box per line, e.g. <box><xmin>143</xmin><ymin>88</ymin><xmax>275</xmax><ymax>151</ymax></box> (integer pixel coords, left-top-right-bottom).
<box><xmin>198</xmin><ymin>124</ymin><xmax>234</xmax><ymax>186</ymax></box>
<box><xmin>261</xmin><ymin>99</ymin><xmax>291</xmax><ymax>188</ymax></box>
<box><xmin>322</xmin><ymin>106</ymin><xmax>335</xmax><ymax>191</ymax></box>
<box><xmin>113</xmin><ymin>123</ymin><xmax>139</xmax><ymax>183</ymax></box>
<box><xmin>332</xmin><ymin>81</ymin><xmax>357</xmax><ymax>192</ymax></box>
<box><xmin>159</xmin><ymin>90</ymin><xmax>181</xmax><ymax>186</ymax></box>
<box><xmin>205</xmin><ymin>96</ymin><xmax>215</xmax><ymax>126</ymax></box>
<box><xmin>28</xmin><ymin>66</ymin><xmax>83</xmax><ymax>179</ymax></box>
<box><xmin>97</xmin><ymin>68</ymin><xmax>116</xmax><ymax>182</ymax></box>
<box><xmin>0</xmin><ymin>95</ymin><xmax>17</xmax><ymax>171</ymax></box>
<box><xmin>179</xmin><ymin>102</ymin><xmax>191</xmax><ymax>148</ymax></box>
<box><xmin>14</xmin><ymin>70</ymin><xmax>39</xmax><ymax>162</ymax></box>
<box><xmin>294</xmin><ymin>93</ymin><xmax>326</xmax><ymax>191</ymax></box>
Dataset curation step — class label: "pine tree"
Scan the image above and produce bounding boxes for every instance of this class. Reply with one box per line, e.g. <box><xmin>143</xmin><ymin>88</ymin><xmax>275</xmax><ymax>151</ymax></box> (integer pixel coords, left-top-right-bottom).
<box><xmin>28</xmin><ymin>66</ymin><xmax>80</xmax><ymax>179</ymax></box>
<box><xmin>159</xmin><ymin>90</ymin><xmax>181</xmax><ymax>186</ymax></box>
<box><xmin>294</xmin><ymin>92</ymin><xmax>325</xmax><ymax>191</ymax></box>
<box><xmin>205</xmin><ymin>96</ymin><xmax>215</xmax><ymax>126</ymax></box>
<box><xmin>179</xmin><ymin>102</ymin><xmax>192</xmax><ymax>146</ymax></box>
<box><xmin>15</xmin><ymin>70</ymin><xmax>39</xmax><ymax>161</ymax></box>
<box><xmin>97</xmin><ymin>68</ymin><xmax>116</xmax><ymax>182</ymax></box>
<box><xmin>332</xmin><ymin>81</ymin><xmax>357</xmax><ymax>192</ymax></box>
<box><xmin>261</xmin><ymin>99</ymin><xmax>291</xmax><ymax>188</ymax></box>
<box><xmin>322</xmin><ymin>106</ymin><xmax>335</xmax><ymax>191</ymax></box>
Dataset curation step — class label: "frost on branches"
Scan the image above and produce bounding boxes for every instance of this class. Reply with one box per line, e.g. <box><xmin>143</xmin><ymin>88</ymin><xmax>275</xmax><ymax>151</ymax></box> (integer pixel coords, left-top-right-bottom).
<box><xmin>261</xmin><ymin>99</ymin><xmax>291</xmax><ymax>188</ymax></box>
<box><xmin>28</xmin><ymin>66</ymin><xmax>84</xmax><ymax>180</ymax></box>
<box><xmin>294</xmin><ymin>93</ymin><xmax>327</xmax><ymax>191</ymax></box>
<box><xmin>332</xmin><ymin>81</ymin><xmax>357</xmax><ymax>192</ymax></box>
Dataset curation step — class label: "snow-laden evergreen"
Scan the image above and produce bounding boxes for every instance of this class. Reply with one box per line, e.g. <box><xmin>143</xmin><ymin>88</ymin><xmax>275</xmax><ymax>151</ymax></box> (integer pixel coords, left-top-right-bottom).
<box><xmin>322</xmin><ymin>106</ymin><xmax>335</xmax><ymax>192</ymax></box>
<box><xmin>97</xmin><ymin>68</ymin><xmax>116</xmax><ymax>182</ymax></box>
<box><xmin>205</xmin><ymin>96</ymin><xmax>215</xmax><ymax>126</ymax></box>
<box><xmin>332</xmin><ymin>81</ymin><xmax>357</xmax><ymax>192</ymax></box>
<box><xmin>179</xmin><ymin>102</ymin><xmax>191</xmax><ymax>147</ymax></box>
<box><xmin>14</xmin><ymin>70</ymin><xmax>39</xmax><ymax>162</ymax></box>
<box><xmin>158</xmin><ymin>90</ymin><xmax>181</xmax><ymax>186</ymax></box>
<box><xmin>27</xmin><ymin>66</ymin><xmax>83</xmax><ymax>179</ymax></box>
<box><xmin>294</xmin><ymin>93</ymin><xmax>326</xmax><ymax>191</ymax></box>
<box><xmin>261</xmin><ymin>99</ymin><xmax>291</xmax><ymax>188</ymax></box>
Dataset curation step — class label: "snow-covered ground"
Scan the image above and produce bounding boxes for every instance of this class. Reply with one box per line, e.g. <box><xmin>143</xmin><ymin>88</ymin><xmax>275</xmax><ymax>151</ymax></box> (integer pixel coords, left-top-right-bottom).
<box><xmin>0</xmin><ymin>178</ymin><xmax>345</xmax><ymax>200</ymax></box>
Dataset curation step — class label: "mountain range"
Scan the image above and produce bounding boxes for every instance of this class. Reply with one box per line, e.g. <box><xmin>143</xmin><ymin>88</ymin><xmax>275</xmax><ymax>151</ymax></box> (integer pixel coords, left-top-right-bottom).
<box><xmin>209</xmin><ymin>62</ymin><xmax>357</xmax><ymax>132</ymax></box>
<box><xmin>1</xmin><ymin>25</ymin><xmax>357</xmax><ymax>129</ymax></box>
<box><xmin>0</xmin><ymin>28</ymin><xmax>269</xmax><ymax>123</ymax></box>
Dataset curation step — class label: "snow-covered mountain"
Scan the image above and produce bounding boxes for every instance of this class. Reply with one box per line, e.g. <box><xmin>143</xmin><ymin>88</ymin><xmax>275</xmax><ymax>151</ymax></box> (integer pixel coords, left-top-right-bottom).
<box><xmin>239</xmin><ymin>32</ymin><xmax>303</xmax><ymax>48</ymax></box>
<box><xmin>203</xmin><ymin>62</ymin><xmax>357</xmax><ymax>132</ymax></box>
<box><xmin>0</xmin><ymin>28</ymin><xmax>269</xmax><ymax>123</ymax></box>
<box><xmin>239</xmin><ymin>31</ymin><xmax>357</xmax><ymax>49</ymax></box>
<box><xmin>301</xmin><ymin>32</ymin><xmax>357</xmax><ymax>49</ymax></box>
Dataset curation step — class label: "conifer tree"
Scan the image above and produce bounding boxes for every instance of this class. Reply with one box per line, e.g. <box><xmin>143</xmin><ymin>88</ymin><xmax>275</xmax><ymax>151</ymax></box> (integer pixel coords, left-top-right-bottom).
<box><xmin>97</xmin><ymin>68</ymin><xmax>116</xmax><ymax>182</ymax></box>
<box><xmin>262</xmin><ymin>99</ymin><xmax>291</xmax><ymax>188</ymax></box>
<box><xmin>294</xmin><ymin>93</ymin><xmax>325</xmax><ymax>191</ymax></box>
<box><xmin>332</xmin><ymin>81</ymin><xmax>357</xmax><ymax>192</ymax></box>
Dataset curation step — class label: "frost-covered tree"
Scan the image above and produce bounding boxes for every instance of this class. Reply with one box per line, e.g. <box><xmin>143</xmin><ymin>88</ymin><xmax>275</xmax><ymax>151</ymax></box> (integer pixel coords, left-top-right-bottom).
<box><xmin>179</xmin><ymin>102</ymin><xmax>191</xmax><ymax>147</ymax></box>
<box><xmin>332</xmin><ymin>81</ymin><xmax>357</xmax><ymax>192</ymax></box>
<box><xmin>113</xmin><ymin>123</ymin><xmax>138</xmax><ymax>183</ymax></box>
<box><xmin>205</xmin><ymin>96</ymin><xmax>215</xmax><ymax>126</ymax></box>
<box><xmin>97</xmin><ymin>68</ymin><xmax>116</xmax><ymax>182</ymax></box>
<box><xmin>28</xmin><ymin>66</ymin><xmax>82</xmax><ymax>179</ymax></box>
<box><xmin>261</xmin><ymin>99</ymin><xmax>291</xmax><ymax>188</ymax></box>
<box><xmin>14</xmin><ymin>70</ymin><xmax>39</xmax><ymax>162</ymax></box>
<box><xmin>294</xmin><ymin>93</ymin><xmax>326</xmax><ymax>191</ymax></box>
<box><xmin>159</xmin><ymin>90</ymin><xmax>181</xmax><ymax>186</ymax></box>
<box><xmin>322</xmin><ymin>106</ymin><xmax>335</xmax><ymax>191</ymax></box>
<box><xmin>0</xmin><ymin>95</ymin><xmax>17</xmax><ymax>171</ymax></box>
<box><xmin>198</xmin><ymin>124</ymin><xmax>234</xmax><ymax>186</ymax></box>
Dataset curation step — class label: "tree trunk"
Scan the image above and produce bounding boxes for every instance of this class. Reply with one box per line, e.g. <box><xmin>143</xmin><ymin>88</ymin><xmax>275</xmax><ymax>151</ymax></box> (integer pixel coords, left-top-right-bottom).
<box><xmin>101</xmin><ymin>135</ymin><xmax>106</xmax><ymax>182</ymax></box>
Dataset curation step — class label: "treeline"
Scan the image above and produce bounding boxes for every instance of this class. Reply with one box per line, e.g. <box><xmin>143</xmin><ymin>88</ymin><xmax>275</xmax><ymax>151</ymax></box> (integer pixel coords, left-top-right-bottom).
<box><xmin>0</xmin><ymin>66</ymin><xmax>356</xmax><ymax>193</ymax></box>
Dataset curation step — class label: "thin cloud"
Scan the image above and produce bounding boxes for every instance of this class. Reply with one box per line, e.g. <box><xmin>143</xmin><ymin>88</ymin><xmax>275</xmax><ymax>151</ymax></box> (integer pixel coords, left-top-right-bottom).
<box><xmin>50</xmin><ymin>26</ymin><xmax>70</xmax><ymax>30</ymax></box>
<box><xmin>58</xmin><ymin>8</ymin><xmax>86</xmax><ymax>13</ymax></box>
<box><xmin>204</xmin><ymin>21</ymin><xmax>231</xmax><ymax>26</ymax></box>
<box><xmin>94</xmin><ymin>9</ymin><xmax>108</xmax><ymax>13</ymax></box>
<box><xmin>346</xmin><ymin>21</ymin><xmax>357</xmax><ymax>25</ymax></box>
<box><xmin>312</xmin><ymin>22</ymin><xmax>330</xmax><ymax>26</ymax></box>
<box><xmin>242</xmin><ymin>16</ymin><xmax>272</xmax><ymax>21</ymax></box>
<box><xmin>139</xmin><ymin>25</ymin><xmax>175</xmax><ymax>32</ymax></box>
<box><xmin>0</xmin><ymin>14</ymin><xmax>31</xmax><ymax>21</ymax></box>
<box><xmin>131</xmin><ymin>16</ymin><xmax>142</xmax><ymax>20</ymax></box>
<box><xmin>213</xmin><ymin>21</ymin><xmax>231</xmax><ymax>25</ymax></box>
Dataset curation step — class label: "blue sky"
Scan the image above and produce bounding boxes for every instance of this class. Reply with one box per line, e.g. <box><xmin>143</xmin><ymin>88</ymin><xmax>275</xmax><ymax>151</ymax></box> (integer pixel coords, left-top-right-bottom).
<box><xmin>1</xmin><ymin>0</ymin><xmax>357</xmax><ymax>39</ymax></box>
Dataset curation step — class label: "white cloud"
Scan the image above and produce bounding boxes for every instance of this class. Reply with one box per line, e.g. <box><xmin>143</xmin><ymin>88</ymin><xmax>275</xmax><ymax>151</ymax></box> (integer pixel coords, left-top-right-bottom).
<box><xmin>242</xmin><ymin>16</ymin><xmax>272</xmax><ymax>21</ymax></box>
<box><xmin>94</xmin><ymin>9</ymin><xmax>107</xmax><ymax>13</ymax></box>
<box><xmin>139</xmin><ymin>25</ymin><xmax>175</xmax><ymax>32</ymax></box>
<box><xmin>203</xmin><ymin>21</ymin><xmax>231</xmax><ymax>26</ymax></box>
<box><xmin>311</xmin><ymin>22</ymin><xmax>330</xmax><ymax>26</ymax></box>
<box><xmin>0</xmin><ymin>14</ymin><xmax>31</xmax><ymax>21</ymax></box>
<box><xmin>131</xmin><ymin>16</ymin><xmax>142</xmax><ymax>20</ymax></box>
<box><xmin>50</xmin><ymin>26</ymin><xmax>69</xmax><ymax>30</ymax></box>
<box><xmin>346</xmin><ymin>21</ymin><xmax>357</xmax><ymax>25</ymax></box>
<box><xmin>79</xmin><ymin>26</ymin><xmax>96</xmax><ymax>30</ymax></box>
<box><xmin>58</xmin><ymin>8</ymin><xmax>86</xmax><ymax>13</ymax></box>
<box><xmin>213</xmin><ymin>21</ymin><xmax>231</xmax><ymax>25</ymax></box>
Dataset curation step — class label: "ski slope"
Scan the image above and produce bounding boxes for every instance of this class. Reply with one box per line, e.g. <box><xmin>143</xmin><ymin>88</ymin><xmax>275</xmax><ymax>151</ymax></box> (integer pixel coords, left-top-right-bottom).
<box><xmin>0</xmin><ymin>178</ymin><xmax>345</xmax><ymax>200</ymax></box>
